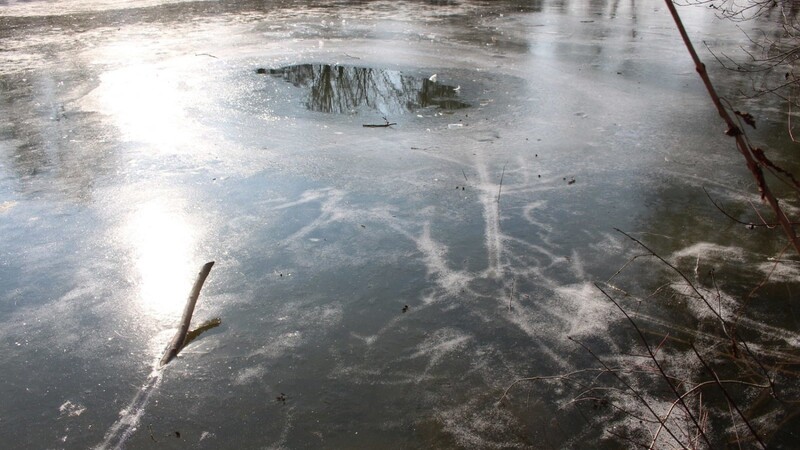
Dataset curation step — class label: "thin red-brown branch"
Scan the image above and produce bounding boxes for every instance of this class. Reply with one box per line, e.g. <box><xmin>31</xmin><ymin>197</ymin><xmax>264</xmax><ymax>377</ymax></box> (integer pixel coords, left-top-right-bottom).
<box><xmin>664</xmin><ymin>0</ymin><xmax>800</xmax><ymax>255</ymax></box>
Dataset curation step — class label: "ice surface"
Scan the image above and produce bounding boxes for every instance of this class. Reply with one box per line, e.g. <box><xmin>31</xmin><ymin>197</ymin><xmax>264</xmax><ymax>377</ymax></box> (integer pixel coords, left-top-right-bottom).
<box><xmin>1</xmin><ymin>0</ymin><xmax>798</xmax><ymax>448</ymax></box>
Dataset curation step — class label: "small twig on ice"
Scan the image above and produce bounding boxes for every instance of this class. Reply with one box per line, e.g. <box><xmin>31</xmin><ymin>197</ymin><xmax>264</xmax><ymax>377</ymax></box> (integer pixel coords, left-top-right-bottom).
<box><xmin>497</xmin><ymin>162</ymin><xmax>508</xmax><ymax>203</ymax></box>
<box><xmin>363</xmin><ymin>116</ymin><xmax>397</xmax><ymax>128</ymax></box>
<box><xmin>508</xmin><ymin>278</ymin><xmax>515</xmax><ymax>311</ymax></box>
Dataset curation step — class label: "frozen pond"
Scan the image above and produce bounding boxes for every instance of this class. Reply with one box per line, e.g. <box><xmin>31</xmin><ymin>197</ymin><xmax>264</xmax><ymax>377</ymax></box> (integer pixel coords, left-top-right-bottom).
<box><xmin>1</xmin><ymin>0</ymin><xmax>799</xmax><ymax>448</ymax></box>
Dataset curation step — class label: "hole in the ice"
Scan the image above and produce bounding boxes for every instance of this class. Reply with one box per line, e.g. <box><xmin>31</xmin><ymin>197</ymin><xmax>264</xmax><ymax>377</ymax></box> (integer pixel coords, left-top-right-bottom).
<box><xmin>258</xmin><ymin>64</ymin><xmax>469</xmax><ymax>114</ymax></box>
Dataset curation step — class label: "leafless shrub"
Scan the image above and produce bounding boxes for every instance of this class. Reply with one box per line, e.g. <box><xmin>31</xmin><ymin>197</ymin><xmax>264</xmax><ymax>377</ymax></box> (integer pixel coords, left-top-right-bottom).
<box><xmin>500</xmin><ymin>230</ymin><xmax>800</xmax><ymax>448</ymax></box>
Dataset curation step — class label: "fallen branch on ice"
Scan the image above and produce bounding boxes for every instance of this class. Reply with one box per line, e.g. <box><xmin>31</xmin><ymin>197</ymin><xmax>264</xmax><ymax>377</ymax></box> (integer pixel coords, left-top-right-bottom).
<box><xmin>159</xmin><ymin>261</ymin><xmax>215</xmax><ymax>367</ymax></box>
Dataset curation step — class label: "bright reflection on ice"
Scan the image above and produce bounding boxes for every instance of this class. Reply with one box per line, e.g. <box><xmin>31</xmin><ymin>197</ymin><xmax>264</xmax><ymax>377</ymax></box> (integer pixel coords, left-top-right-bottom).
<box><xmin>88</xmin><ymin>61</ymin><xmax>195</xmax><ymax>150</ymax></box>
<box><xmin>125</xmin><ymin>199</ymin><xmax>196</xmax><ymax>318</ymax></box>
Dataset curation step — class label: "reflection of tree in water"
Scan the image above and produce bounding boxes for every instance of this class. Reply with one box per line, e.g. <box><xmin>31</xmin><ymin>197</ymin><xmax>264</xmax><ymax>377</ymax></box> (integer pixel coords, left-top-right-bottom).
<box><xmin>268</xmin><ymin>64</ymin><xmax>468</xmax><ymax>115</ymax></box>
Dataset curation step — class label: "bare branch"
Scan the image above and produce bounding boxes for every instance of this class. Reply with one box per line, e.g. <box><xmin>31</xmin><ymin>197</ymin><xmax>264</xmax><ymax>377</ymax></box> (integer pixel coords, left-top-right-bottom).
<box><xmin>569</xmin><ymin>336</ymin><xmax>689</xmax><ymax>449</ymax></box>
<box><xmin>595</xmin><ymin>283</ymin><xmax>713</xmax><ymax>449</ymax></box>
<box><xmin>664</xmin><ymin>0</ymin><xmax>800</xmax><ymax>254</ymax></box>
<box><xmin>690</xmin><ymin>344</ymin><xmax>767</xmax><ymax>449</ymax></box>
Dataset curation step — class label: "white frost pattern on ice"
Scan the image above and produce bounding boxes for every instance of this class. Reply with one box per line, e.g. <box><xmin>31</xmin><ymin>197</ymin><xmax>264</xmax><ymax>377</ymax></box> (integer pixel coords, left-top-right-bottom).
<box><xmin>59</xmin><ymin>400</ymin><xmax>86</xmax><ymax>417</ymax></box>
<box><xmin>97</xmin><ymin>366</ymin><xmax>162</xmax><ymax>450</ymax></box>
<box><xmin>473</xmin><ymin>152</ymin><xmax>504</xmax><ymax>277</ymax></box>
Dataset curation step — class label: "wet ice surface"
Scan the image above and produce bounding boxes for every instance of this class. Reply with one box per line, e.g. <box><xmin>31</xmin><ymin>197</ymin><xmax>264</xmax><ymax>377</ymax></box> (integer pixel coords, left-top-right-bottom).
<box><xmin>1</xmin><ymin>0</ymin><xmax>799</xmax><ymax>448</ymax></box>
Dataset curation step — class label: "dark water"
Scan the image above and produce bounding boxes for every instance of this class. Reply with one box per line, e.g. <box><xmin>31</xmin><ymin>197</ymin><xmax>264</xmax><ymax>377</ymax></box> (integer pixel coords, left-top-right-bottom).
<box><xmin>261</xmin><ymin>64</ymin><xmax>469</xmax><ymax>114</ymax></box>
<box><xmin>1</xmin><ymin>0</ymin><xmax>799</xmax><ymax>448</ymax></box>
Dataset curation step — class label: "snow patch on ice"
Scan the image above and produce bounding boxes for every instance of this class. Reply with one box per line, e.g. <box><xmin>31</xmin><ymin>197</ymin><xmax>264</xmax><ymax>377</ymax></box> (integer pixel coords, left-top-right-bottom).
<box><xmin>414</xmin><ymin>223</ymin><xmax>472</xmax><ymax>295</ymax></box>
<box><xmin>410</xmin><ymin>328</ymin><xmax>471</xmax><ymax>370</ymax></box>
<box><xmin>435</xmin><ymin>396</ymin><xmax>530</xmax><ymax>449</ymax></box>
<box><xmin>59</xmin><ymin>400</ymin><xmax>86</xmax><ymax>417</ymax></box>
<box><xmin>251</xmin><ymin>331</ymin><xmax>303</xmax><ymax>359</ymax></box>
<box><xmin>756</xmin><ymin>260</ymin><xmax>800</xmax><ymax>283</ymax></box>
<box><xmin>672</xmin><ymin>242</ymin><xmax>745</xmax><ymax>262</ymax></box>
<box><xmin>553</xmin><ymin>282</ymin><xmax>614</xmax><ymax>338</ymax></box>
<box><xmin>234</xmin><ymin>365</ymin><xmax>266</xmax><ymax>385</ymax></box>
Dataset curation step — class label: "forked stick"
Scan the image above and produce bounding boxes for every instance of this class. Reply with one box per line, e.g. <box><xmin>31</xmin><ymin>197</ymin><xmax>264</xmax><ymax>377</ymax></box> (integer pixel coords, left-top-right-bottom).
<box><xmin>160</xmin><ymin>261</ymin><xmax>215</xmax><ymax>367</ymax></box>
